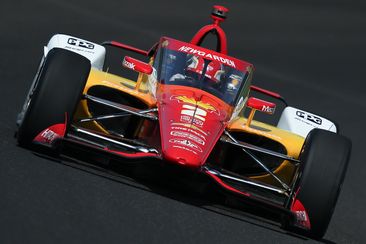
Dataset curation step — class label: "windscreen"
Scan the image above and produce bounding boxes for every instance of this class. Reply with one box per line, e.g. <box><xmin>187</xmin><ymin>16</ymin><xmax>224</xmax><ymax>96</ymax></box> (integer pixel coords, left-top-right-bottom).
<box><xmin>154</xmin><ymin>47</ymin><xmax>249</xmax><ymax>105</ymax></box>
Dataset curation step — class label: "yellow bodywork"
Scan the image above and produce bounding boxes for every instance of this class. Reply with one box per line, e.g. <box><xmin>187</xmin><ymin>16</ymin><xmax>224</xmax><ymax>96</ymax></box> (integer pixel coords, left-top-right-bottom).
<box><xmin>74</xmin><ymin>68</ymin><xmax>305</xmax><ymax>186</ymax></box>
<box><xmin>73</xmin><ymin>68</ymin><xmax>157</xmax><ymax>133</ymax></box>
<box><xmin>227</xmin><ymin>117</ymin><xmax>305</xmax><ymax>186</ymax></box>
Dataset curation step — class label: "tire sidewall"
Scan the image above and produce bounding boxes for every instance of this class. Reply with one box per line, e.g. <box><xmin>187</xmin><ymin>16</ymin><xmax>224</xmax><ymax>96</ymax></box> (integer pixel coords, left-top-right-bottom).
<box><xmin>292</xmin><ymin>129</ymin><xmax>351</xmax><ymax>238</ymax></box>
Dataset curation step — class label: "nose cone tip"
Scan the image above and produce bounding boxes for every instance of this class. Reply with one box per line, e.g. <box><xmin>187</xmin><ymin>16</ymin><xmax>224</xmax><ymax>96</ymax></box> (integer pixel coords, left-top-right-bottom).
<box><xmin>177</xmin><ymin>157</ymin><xmax>187</xmax><ymax>165</ymax></box>
<box><xmin>163</xmin><ymin>149</ymin><xmax>202</xmax><ymax>168</ymax></box>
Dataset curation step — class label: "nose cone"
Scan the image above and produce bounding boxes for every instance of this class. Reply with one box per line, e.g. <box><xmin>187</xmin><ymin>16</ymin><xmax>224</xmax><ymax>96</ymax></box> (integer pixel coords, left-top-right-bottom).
<box><xmin>158</xmin><ymin>86</ymin><xmax>230</xmax><ymax>168</ymax></box>
<box><xmin>163</xmin><ymin>140</ymin><xmax>204</xmax><ymax>167</ymax></box>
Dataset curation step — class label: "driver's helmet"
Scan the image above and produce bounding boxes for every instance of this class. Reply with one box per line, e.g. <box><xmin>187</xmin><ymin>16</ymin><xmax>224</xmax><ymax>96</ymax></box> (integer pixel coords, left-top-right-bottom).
<box><xmin>186</xmin><ymin>55</ymin><xmax>225</xmax><ymax>84</ymax></box>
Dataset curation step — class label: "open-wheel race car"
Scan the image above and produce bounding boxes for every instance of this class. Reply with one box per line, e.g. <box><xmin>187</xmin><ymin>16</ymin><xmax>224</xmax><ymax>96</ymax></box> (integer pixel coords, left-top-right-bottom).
<box><xmin>16</xmin><ymin>5</ymin><xmax>351</xmax><ymax>239</ymax></box>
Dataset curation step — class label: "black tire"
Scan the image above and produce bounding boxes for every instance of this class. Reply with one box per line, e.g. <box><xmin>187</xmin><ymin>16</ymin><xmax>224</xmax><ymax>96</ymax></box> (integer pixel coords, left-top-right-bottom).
<box><xmin>287</xmin><ymin>129</ymin><xmax>351</xmax><ymax>239</ymax></box>
<box><xmin>16</xmin><ymin>48</ymin><xmax>91</xmax><ymax>147</ymax></box>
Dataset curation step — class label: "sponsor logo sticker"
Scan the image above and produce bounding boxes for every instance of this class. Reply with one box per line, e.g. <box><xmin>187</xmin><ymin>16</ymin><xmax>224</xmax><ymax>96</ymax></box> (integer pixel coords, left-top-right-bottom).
<box><xmin>296</xmin><ymin>110</ymin><xmax>322</xmax><ymax>125</ymax></box>
<box><xmin>169</xmin><ymin>138</ymin><xmax>202</xmax><ymax>152</ymax></box>
<box><xmin>123</xmin><ymin>59</ymin><xmax>135</xmax><ymax>70</ymax></box>
<box><xmin>170</xmin><ymin>131</ymin><xmax>205</xmax><ymax>145</ymax></box>
<box><xmin>181</xmin><ymin>104</ymin><xmax>207</xmax><ymax>122</ymax></box>
<box><xmin>178</xmin><ymin>46</ymin><xmax>236</xmax><ymax>68</ymax></box>
<box><xmin>67</xmin><ymin>38</ymin><xmax>94</xmax><ymax>49</ymax></box>
<box><xmin>261</xmin><ymin>105</ymin><xmax>275</xmax><ymax>114</ymax></box>
<box><xmin>40</xmin><ymin>129</ymin><xmax>59</xmax><ymax>143</ymax></box>
<box><xmin>171</xmin><ymin>95</ymin><xmax>218</xmax><ymax>114</ymax></box>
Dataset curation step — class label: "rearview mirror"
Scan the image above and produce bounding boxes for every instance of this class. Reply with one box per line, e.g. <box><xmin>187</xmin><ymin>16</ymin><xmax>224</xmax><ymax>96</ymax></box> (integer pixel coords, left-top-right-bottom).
<box><xmin>247</xmin><ymin>97</ymin><xmax>276</xmax><ymax>115</ymax></box>
<box><xmin>122</xmin><ymin>56</ymin><xmax>153</xmax><ymax>75</ymax></box>
<box><xmin>245</xmin><ymin>97</ymin><xmax>276</xmax><ymax>127</ymax></box>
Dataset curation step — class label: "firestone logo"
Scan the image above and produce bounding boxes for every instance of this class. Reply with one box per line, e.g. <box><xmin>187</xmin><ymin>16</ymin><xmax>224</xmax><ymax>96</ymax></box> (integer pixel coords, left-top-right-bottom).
<box><xmin>178</xmin><ymin>46</ymin><xmax>236</xmax><ymax>68</ymax></box>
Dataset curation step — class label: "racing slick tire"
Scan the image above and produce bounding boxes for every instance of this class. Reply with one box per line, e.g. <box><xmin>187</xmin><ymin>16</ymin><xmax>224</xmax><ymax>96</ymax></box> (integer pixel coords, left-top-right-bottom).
<box><xmin>16</xmin><ymin>48</ymin><xmax>91</xmax><ymax>148</ymax></box>
<box><xmin>285</xmin><ymin>129</ymin><xmax>351</xmax><ymax>239</ymax></box>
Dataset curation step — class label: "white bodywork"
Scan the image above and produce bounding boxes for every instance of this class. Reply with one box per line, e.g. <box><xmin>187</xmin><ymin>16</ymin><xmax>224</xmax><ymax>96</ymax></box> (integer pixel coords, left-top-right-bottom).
<box><xmin>44</xmin><ymin>34</ymin><xmax>106</xmax><ymax>70</ymax></box>
<box><xmin>277</xmin><ymin>106</ymin><xmax>337</xmax><ymax>138</ymax></box>
<box><xmin>230</xmin><ymin>96</ymin><xmax>247</xmax><ymax>122</ymax></box>
<box><xmin>148</xmin><ymin>67</ymin><xmax>158</xmax><ymax>98</ymax></box>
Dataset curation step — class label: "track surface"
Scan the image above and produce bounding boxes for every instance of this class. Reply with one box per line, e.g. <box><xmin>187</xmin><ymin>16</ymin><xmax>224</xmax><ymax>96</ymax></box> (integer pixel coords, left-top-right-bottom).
<box><xmin>1</xmin><ymin>0</ymin><xmax>365</xmax><ymax>243</ymax></box>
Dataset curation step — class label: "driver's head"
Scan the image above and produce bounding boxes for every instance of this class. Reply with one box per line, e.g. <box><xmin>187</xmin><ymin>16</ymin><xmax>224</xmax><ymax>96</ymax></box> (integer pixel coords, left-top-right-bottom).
<box><xmin>186</xmin><ymin>55</ymin><xmax>204</xmax><ymax>78</ymax></box>
<box><xmin>186</xmin><ymin>55</ymin><xmax>224</xmax><ymax>84</ymax></box>
<box><xmin>205</xmin><ymin>60</ymin><xmax>225</xmax><ymax>84</ymax></box>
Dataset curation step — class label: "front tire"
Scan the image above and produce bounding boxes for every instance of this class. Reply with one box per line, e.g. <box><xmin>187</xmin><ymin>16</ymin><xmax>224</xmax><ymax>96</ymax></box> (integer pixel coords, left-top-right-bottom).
<box><xmin>285</xmin><ymin>129</ymin><xmax>351</xmax><ymax>239</ymax></box>
<box><xmin>16</xmin><ymin>48</ymin><xmax>91</xmax><ymax>147</ymax></box>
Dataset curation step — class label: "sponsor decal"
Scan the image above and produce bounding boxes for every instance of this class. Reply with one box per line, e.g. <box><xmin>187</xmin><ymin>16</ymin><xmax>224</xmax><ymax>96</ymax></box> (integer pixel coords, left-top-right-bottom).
<box><xmin>261</xmin><ymin>105</ymin><xmax>275</xmax><ymax>114</ymax></box>
<box><xmin>172</xmin><ymin>95</ymin><xmax>219</xmax><ymax>129</ymax></box>
<box><xmin>171</xmin><ymin>95</ymin><xmax>218</xmax><ymax>114</ymax></box>
<box><xmin>39</xmin><ymin>129</ymin><xmax>59</xmax><ymax>143</ymax></box>
<box><xmin>171</xmin><ymin>126</ymin><xmax>207</xmax><ymax>142</ymax></box>
<box><xmin>171</xmin><ymin>123</ymin><xmax>208</xmax><ymax>137</ymax></box>
<box><xmin>229</xmin><ymin>74</ymin><xmax>242</xmax><ymax>81</ymax></box>
<box><xmin>170</xmin><ymin>131</ymin><xmax>205</xmax><ymax>145</ymax></box>
<box><xmin>67</xmin><ymin>38</ymin><xmax>94</xmax><ymax>49</ymax></box>
<box><xmin>291</xmin><ymin>199</ymin><xmax>311</xmax><ymax>230</ymax></box>
<box><xmin>181</xmin><ymin>104</ymin><xmax>207</xmax><ymax>122</ymax></box>
<box><xmin>169</xmin><ymin>138</ymin><xmax>202</xmax><ymax>152</ymax></box>
<box><xmin>227</xmin><ymin>74</ymin><xmax>242</xmax><ymax>91</ymax></box>
<box><xmin>295</xmin><ymin>211</ymin><xmax>308</xmax><ymax>222</ymax></box>
<box><xmin>296</xmin><ymin>110</ymin><xmax>322</xmax><ymax>125</ymax></box>
<box><xmin>33</xmin><ymin>123</ymin><xmax>66</xmax><ymax>145</ymax></box>
<box><xmin>172</xmin><ymin>145</ymin><xmax>197</xmax><ymax>155</ymax></box>
<box><xmin>123</xmin><ymin>59</ymin><xmax>135</xmax><ymax>70</ymax></box>
<box><xmin>294</xmin><ymin>210</ymin><xmax>311</xmax><ymax>229</ymax></box>
<box><xmin>178</xmin><ymin>46</ymin><xmax>236</xmax><ymax>68</ymax></box>
<box><xmin>180</xmin><ymin>115</ymin><xmax>204</xmax><ymax>127</ymax></box>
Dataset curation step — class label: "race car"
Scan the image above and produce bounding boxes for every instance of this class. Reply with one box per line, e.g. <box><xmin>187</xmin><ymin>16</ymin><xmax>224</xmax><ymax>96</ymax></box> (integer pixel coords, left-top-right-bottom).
<box><xmin>16</xmin><ymin>5</ymin><xmax>351</xmax><ymax>239</ymax></box>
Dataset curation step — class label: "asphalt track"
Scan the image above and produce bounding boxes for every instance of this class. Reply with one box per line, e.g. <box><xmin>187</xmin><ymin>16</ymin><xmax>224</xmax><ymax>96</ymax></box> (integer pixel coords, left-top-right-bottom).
<box><xmin>1</xmin><ymin>0</ymin><xmax>365</xmax><ymax>243</ymax></box>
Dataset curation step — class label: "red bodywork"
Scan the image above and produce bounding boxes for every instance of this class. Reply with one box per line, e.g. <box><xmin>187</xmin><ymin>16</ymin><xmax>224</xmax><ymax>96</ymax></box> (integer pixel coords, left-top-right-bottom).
<box><xmin>31</xmin><ymin>5</ymin><xmax>310</xmax><ymax>232</ymax></box>
<box><xmin>191</xmin><ymin>5</ymin><xmax>229</xmax><ymax>54</ymax></box>
<box><xmin>154</xmin><ymin>36</ymin><xmax>252</xmax><ymax>168</ymax></box>
<box><xmin>157</xmin><ymin>85</ymin><xmax>231</xmax><ymax>168</ymax></box>
<box><xmin>247</xmin><ymin>97</ymin><xmax>276</xmax><ymax>114</ymax></box>
<box><xmin>33</xmin><ymin>123</ymin><xmax>66</xmax><ymax>145</ymax></box>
